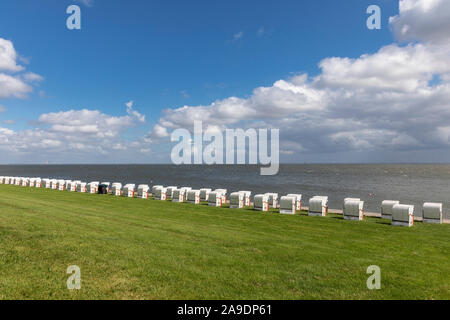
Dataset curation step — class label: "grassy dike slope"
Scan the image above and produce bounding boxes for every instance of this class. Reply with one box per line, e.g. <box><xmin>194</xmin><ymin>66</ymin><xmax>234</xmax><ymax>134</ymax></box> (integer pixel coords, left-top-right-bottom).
<box><xmin>0</xmin><ymin>184</ymin><xmax>449</xmax><ymax>299</ymax></box>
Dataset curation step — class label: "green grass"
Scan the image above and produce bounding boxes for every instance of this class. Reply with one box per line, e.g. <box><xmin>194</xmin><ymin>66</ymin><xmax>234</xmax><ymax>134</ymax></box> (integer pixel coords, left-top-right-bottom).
<box><xmin>0</xmin><ymin>184</ymin><xmax>449</xmax><ymax>300</ymax></box>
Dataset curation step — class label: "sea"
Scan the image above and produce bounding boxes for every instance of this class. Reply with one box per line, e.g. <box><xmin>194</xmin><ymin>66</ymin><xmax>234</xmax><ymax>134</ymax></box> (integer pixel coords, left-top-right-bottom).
<box><xmin>1</xmin><ymin>164</ymin><xmax>449</xmax><ymax>219</ymax></box>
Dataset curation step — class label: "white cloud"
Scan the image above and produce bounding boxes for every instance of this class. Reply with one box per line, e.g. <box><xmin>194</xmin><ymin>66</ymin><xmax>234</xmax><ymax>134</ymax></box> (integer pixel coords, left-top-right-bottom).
<box><xmin>0</xmin><ymin>104</ymin><xmax>150</xmax><ymax>163</ymax></box>
<box><xmin>151</xmin><ymin>124</ymin><xmax>170</xmax><ymax>139</ymax></box>
<box><xmin>0</xmin><ymin>38</ymin><xmax>24</xmax><ymax>72</ymax></box>
<box><xmin>314</xmin><ymin>43</ymin><xmax>450</xmax><ymax>92</ymax></box>
<box><xmin>38</xmin><ymin>105</ymin><xmax>145</xmax><ymax>138</ymax></box>
<box><xmin>0</xmin><ymin>73</ymin><xmax>32</xmax><ymax>98</ymax></box>
<box><xmin>148</xmin><ymin>1</ymin><xmax>450</xmax><ymax>159</ymax></box>
<box><xmin>22</xmin><ymin>72</ymin><xmax>44</xmax><ymax>83</ymax></box>
<box><xmin>125</xmin><ymin>101</ymin><xmax>146</xmax><ymax>122</ymax></box>
<box><xmin>3</xmin><ymin>0</ymin><xmax>450</xmax><ymax>163</ymax></box>
<box><xmin>0</xmin><ymin>37</ymin><xmax>43</xmax><ymax>99</ymax></box>
<box><xmin>0</xmin><ymin>105</ymin><xmax>5</xmax><ymax>112</ymax></box>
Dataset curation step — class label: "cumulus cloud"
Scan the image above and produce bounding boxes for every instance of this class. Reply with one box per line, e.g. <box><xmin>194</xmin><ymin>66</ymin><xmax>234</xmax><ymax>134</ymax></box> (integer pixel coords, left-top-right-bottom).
<box><xmin>22</xmin><ymin>72</ymin><xmax>44</xmax><ymax>83</ymax></box>
<box><xmin>390</xmin><ymin>0</ymin><xmax>450</xmax><ymax>44</ymax></box>
<box><xmin>0</xmin><ymin>104</ymin><xmax>150</xmax><ymax>162</ymax></box>
<box><xmin>148</xmin><ymin>1</ymin><xmax>450</xmax><ymax>159</ymax></box>
<box><xmin>0</xmin><ymin>73</ymin><xmax>32</xmax><ymax>98</ymax></box>
<box><xmin>0</xmin><ymin>37</ymin><xmax>43</xmax><ymax>98</ymax></box>
<box><xmin>0</xmin><ymin>38</ymin><xmax>24</xmax><ymax>72</ymax></box>
<box><xmin>125</xmin><ymin>101</ymin><xmax>146</xmax><ymax>122</ymax></box>
<box><xmin>38</xmin><ymin>105</ymin><xmax>145</xmax><ymax>137</ymax></box>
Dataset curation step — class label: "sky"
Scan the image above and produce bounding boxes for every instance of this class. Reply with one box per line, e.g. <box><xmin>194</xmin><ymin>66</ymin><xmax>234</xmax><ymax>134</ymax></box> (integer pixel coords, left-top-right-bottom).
<box><xmin>0</xmin><ymin>0</ymin><xmax>450</xmax><ymax>164</ymax></box>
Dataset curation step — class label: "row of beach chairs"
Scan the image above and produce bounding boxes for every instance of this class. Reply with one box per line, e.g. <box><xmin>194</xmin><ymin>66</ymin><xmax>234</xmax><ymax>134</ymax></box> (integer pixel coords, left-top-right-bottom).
<box><xmin>0</xmin><ymin>176</ymin><xmax>444</xmax><ymax>226</ymax></box>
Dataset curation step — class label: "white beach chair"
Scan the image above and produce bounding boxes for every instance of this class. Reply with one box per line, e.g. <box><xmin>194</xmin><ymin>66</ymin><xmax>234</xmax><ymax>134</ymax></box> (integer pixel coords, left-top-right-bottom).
<box><xmin>308</xmin><ymin>196</ymin><xmax>328</xmax><ymax>217</ymax></box>
<box><xmin>200</xmin><ymin>188</ymin><xmax>212</xmax><ymax>202</ymax></box>
<box><xmin>123</xmin><ymin>184</ymin><xmax>136</xmax><ymax>198</ymax></box>
<box><xmin>111</xmin><ymin>183</ymin><xmax>122</xmax><ymax>196</ymax></box>
<box><xmin>151</xmin><ymin>185</ymin><xmax>163</xmax><ymax>197</ymax></box>
<box><xmin>392</xmin><ymin>204</ymin><xmax>414</xmax><ymax>227</ymax></box>
<box><xmin>42</xmin><ymin>179</ymin><xmax>51</xmax><ymax>189</ymax></box>
<box><xmin>172</xmin><ymin>189</ymin><xmax>186</xmax><ymax>203</ymax></box>
<box><xmin>422</xmin><ymin>202</ymin><xmax>443</xmax><ymax>224</ymax></box>
<box><xmin>265</xmin><ymin>193</ymin><xmax>279</xmax><ymax>208</ymax></box>
<box><xmin>137</xmin><ymin>184</ymin><xmax>150</xmax><ymax>199</ymax></box>
<box><xmin>34</xmin><ymin>178</ymin><xmax>42</xmax><ymax>188</ymax></box>
<box><xmin>240</xmin><ymin>191</ymin><xmax>252</xmax><ymax>207</ymax></box>
<box><xmin>87</xmin><ymin>182</ymin><xmax>99</xmax><ymax>194</ymax></box>
<box><xmin>230</xmin><ymin>192</ymin><xmax>245</xmax><ymax>209</ymax></box>
<box><xmin>166</xmin><ymin>186</ymin><xmax>178</xmax><ymax>198</ymax></box>
<box><xmin>343</xmin><ymin>199</ymin><xmax>364</xmax><ymax>221</ymax></box>
<box><xmin>50</xmin><ymin>179</ymin><xmax>58</xmax><ymax>190</ymax></box>
<box><xmin>214</xmin><ymin>189</ymin><xmax>227</xmax><ymax>204</ymax></box>
<box><xmin>280</xmin><ymin>195</ymin><xmax>296</xmax><ymax>214</ymax></box>
<box><xmin>64</xmin><ymin>180</ymin><xmax>72</xmax><ymax>190</ymax></box>
<box><xmin>57</xmin><ymin>179</ymin><xmax>66</xmax><ymax>191</ymax></box>
<box><xmin>21</xmin><ymin>178</ymin><xmax>29</xmax><ymax>187</ymax></box>
<box><xmin>208</xmin><ymin>190</ymin><xmax>225</xmax><ymax>207</ymax></box>
<box><xmin>187</xmin><ymin>190</ymin><xmax>201</xmax><ymax>204</ymax></box>
<box><xmin>152</xmin><ymin>186</ymin><xmax>163</xmax><ymax>199</ymax></box>
<box><xmin>254</xmin><ymin>194</ymin><xmax>269</xmax><ymax>211</ymax></box>
<box><xmin>286</xmin><ymin>194</ymin><xmax>302</xmax><ymax>211</ymax></box>
<box><xmin>77</xmin><ymin>182</ymin><xmax>87</xmax><ymax>193</ymax></box>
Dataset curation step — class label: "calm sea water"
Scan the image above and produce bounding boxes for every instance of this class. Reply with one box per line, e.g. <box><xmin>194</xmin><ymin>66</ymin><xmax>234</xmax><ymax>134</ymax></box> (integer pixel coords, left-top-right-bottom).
<box><xmin>1</xmin><ymin>164</ymin><xmax>449</xmax><ymax>219</ymax></box>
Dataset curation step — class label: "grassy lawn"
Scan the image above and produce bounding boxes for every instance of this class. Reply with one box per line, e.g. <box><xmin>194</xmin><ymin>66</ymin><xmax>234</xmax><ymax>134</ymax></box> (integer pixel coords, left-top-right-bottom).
<box><xmin>0</xmin><ymin>184</ymin><xmax>449</xmax><ymax>300</ymax></box>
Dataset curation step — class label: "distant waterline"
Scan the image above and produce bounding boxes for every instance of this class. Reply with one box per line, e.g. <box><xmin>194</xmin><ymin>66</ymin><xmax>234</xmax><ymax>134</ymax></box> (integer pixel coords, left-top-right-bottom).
<box><xmin>1</xmin><ymin>164</ymin><xmax>449</xmax><ymax>219</ymax></box>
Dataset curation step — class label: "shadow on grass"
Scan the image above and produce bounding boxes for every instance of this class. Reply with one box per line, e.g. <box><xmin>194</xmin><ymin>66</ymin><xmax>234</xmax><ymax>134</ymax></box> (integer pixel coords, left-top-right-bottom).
<box><xmin>375</xmin><ymin>220</ymin><xmax>392</xmax><ymax>225</ymax></box>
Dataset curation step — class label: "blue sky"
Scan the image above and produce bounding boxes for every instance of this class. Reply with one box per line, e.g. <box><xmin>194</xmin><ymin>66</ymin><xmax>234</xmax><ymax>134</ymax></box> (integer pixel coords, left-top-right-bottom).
<box><xmin>1</xmin><ymin>0</ymin><xmax>450</xmax><ymax>164</ymax></box>
<box><xmin>1</xmin><ymin>0</ymin><xmax>396</xmax><ymax>128</ymax></box>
